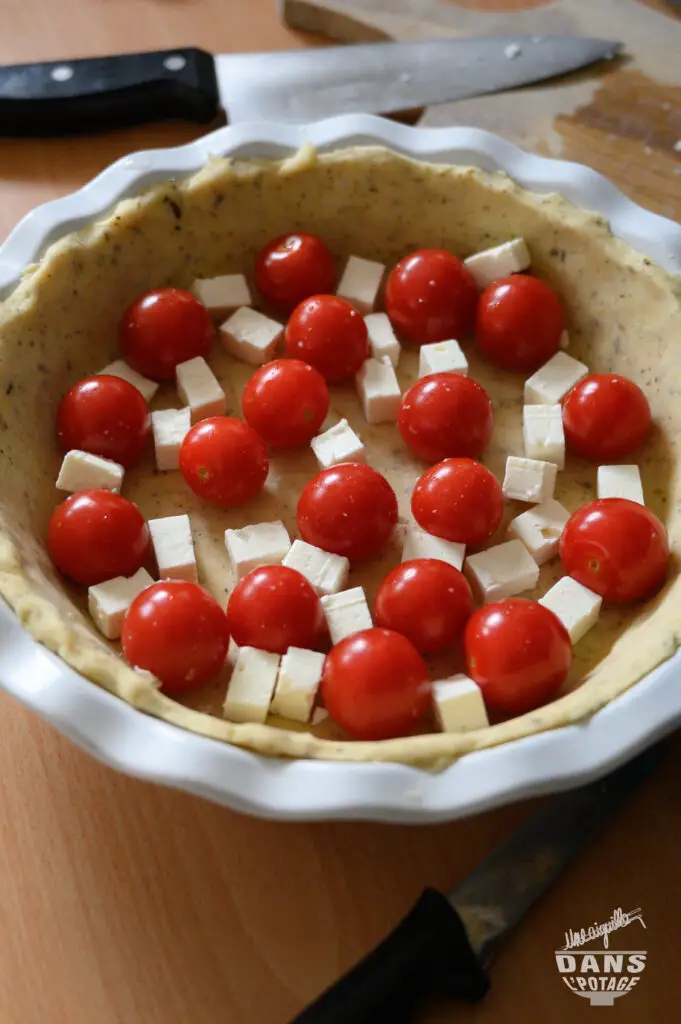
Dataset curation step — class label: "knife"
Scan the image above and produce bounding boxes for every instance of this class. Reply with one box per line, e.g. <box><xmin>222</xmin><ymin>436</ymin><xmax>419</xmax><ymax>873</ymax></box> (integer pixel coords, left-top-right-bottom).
<box><xmin>0</xmin><ymin>35</ymin><xmax>621</xmax><ymax>137</ymax></box>
<box><xmin>289</xmin><ymin>744</ymin><xmax>662</xmax><ymax>1023</ymax></box>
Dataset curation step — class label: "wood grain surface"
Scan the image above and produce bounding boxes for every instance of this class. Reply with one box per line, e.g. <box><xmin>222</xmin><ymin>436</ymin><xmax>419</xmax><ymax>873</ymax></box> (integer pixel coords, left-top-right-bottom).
<box><xmin>2</xmin><ymin>2</ymin><xmax>681</xmax><ymax>1022</ymax></box>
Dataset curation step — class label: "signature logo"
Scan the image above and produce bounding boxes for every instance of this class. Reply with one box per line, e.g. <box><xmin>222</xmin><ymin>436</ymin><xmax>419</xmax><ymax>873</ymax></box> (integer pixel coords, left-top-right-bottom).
<box><xmin>555</xmin><ymin>907</ymin><xmax>647</xmax><ymax>1006</ymax></box>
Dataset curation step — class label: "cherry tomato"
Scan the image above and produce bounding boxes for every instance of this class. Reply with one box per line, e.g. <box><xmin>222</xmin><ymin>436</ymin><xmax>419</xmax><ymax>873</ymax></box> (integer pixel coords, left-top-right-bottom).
<box><xmin>321</xmin><ymin>628</ymin><xmax>431</xmax><ymax>740</ymax></box>
<box><xmin>398</xmin><ymin>372</ymin><xmax>494</xmax><ymax>463</ymax></box>
<box><xmin>241</xmin><ymin>359</ymin><xmax>329</xmax><ymax>448</ymax></box>
<box><xmin>562</xmin><ymin>374</ymin><xmax>651</xmax><ymax>462</ymax></box>
<box><xmin>227</xmin><ymin>566</ymin><xmax>324</xmax><ymax>654</ymax></box>
<box><xmin>475</xmin><ymin>276</ymin><xmax>563</xmax><ymax>372</ymax></box>
<box><xmin>412</xmin><ymin>458</ymin><xmax>503</xmax><ymax>547</ymax></box>
<box><xmin>465</xmin><ymin>598</ymin><xmax>572</xmax><ymax>716</ymax></box>
<box><xmin>297</xmin><ymin>463</ymin><xmax>398</xmax><ymax>561</ymax></box>
<box><xmin>384</xmin><ymin>249</ymin><xmax>478</xmax><ymax>345</ymax></box>
<box><xmin>560</xmin><ymin>498</ymin><xmax>668</xmax><ymax>602</ymax></box>
<box><xmin>254</xmin><ymin>232</ymin><xmax>335</xmax><ymax>311</ymax></box>
<box><xmin>56</xmin><ymin>375</ymin><xmax>151</xmax><ymax>468</ymax></box>
<box><xmin>179</xmin><ymin>417</ymin><xmax>269</xmax><ymax>507</ymax></box>
<box><xmin>122</xmin><ymin>581</ymin><xmax>229</xmax><ymax>694</ymax></box>
<box><xmin>374</xmin><ymin>559</ymin><xmax>474</xmax><ymax>654</ymax></box>
<box><xmin>119</xmin><ymin>288</ymin><xmax>214</xmax><ymax>380</ymax></box>
<box><xmin>285</xmin><ymin>295</ymin><xmax>369</xmax><ymax>383</ymax></box>
<box><xmin>47</xmin><ymin>490</ymin><xmax>150</xmax><ymax>586</ymax></box>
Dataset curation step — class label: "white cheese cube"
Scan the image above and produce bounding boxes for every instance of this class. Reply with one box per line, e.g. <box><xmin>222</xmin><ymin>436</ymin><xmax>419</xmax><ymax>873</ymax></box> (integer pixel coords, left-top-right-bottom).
<box><xmin>365</xmin><ymin>312</ymin><xmax>401</xmax><ymax>367</ymax></box>
<box><xmin>224</xmin><ymin>521</ymin><xmax>292</xmax><ymax>581</ymax></box>
<box><xmin>355</xmin><ymin>356</ymin><xmax>401</xmax><ymax>425</ymax></box>
<box><xmin>337</xmin><ymin>255</ymin><xmax>385</xmax><ymax>314</ymax></box>
<box><xmin>148</xmin><ymin>514</ymin><xmax>197</xmax><ymax>582</ymax></box>
<box><xmin>432</xmin><ymin>675</ymin><xmax>489</xmax><ymax>733</ymax></box>
<box><xmin>310</xmin><ymin>419</ymin><xmax>366</xmax><ymax>470</ymax></box>
<box><xmin>540</xmin><ymin>576</ymin><xmax>602</xmax><ymax>644</ymax></box>
<box><xmin>508</xmin><ymin>499</ymin><xmax>570</xmax><ymax>565</ymax></box>
<box><xmin>88</xmin><ymin>567</ymin><xmax>154</xmax><ymax>640</ymax></box>
<box><xmin>402</xmin><ymin>524</ymin><xmax>465</xmax><ymax>571</ymax></box>
<box><xmin>597</xmin><ymin>465</ymin><xmax>644</xmax><ymax>505</ymax></box>
<box><xmin>151</xmin><ymin>407</ymin><xmax>192</xmax><ymax>471</ymax></box>
<box><xmin>176</xmin><ymin>356</ymin><xmax>226</xmax><ymax>423</ymax></box>
<box><xmin>463</xmin><ymin>238</ymin><xmax>531</xmax><ymax>290</ymax></box>
<box><xmin>523</xmin><ymin>404</ymin><xmax>565</xmax><ymax>469</ymax></box>
<box><xmin>524</xmin><ymin>352</ymin><xmax>589</xmax><ymax>405</ymax></box>
<box><xmin>97</xmin><ymin>359</ymin><xmax>158</xmax><ymax>403</ymax></box>
<box><xmin>418</xmin><ymin>339</ymin><xmax>468</xmax><ymax>378</ymax></box>
<box><xmin>56</xmin><ymin>450</ymin><xmax>124</xmax><ymax>493</ymax></box>
<box><xmin>464</xmin><ymin>540</ymin><xmax>539</xmax><ymax>602</ymax></box>
<box><xmin>283</xmin><ymin>539</ymin><xmax>349</xmax><ymax>596</ymax></box>
<box><xmin>502</xmin><ymin>456</ymin><xmax>557</xmax><ymax>503</ymax></box>
<box><xmin>223</xmin><ymin>647</ymin><xmax>280</xmax><ymax>724</ymax></box>
<box><xmin>559</xmin><ymin>329</ymin><xmax>570</xmax><ymax>351</ymax></box>
<box><xmin>311</xmin><ymin>707</ymin><xmax>329</xmax><ymax>725</ymax></box>
<box><xmin>270</xmin><ymin>647</ymin><xmax>326</xmax><ymax>722</ymax></box>
<box><xmin>191</xmin><ymin>274</ymin><xmax>251</xmax><ymax>320</ymax></box>
<box><xmin>219</xmin><ymin>307</ymin><xmax>282</xmax><ymax>366</ymax></box>
<box><xmin>321</xmin><ymin>587</ymin><xmax>372</xmax><ymax>645</ymax></box>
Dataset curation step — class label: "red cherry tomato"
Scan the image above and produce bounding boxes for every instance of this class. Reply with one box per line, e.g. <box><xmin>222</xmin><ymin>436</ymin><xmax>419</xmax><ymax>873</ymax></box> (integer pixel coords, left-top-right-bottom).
<box><xmin>384</xmin><ymin>249</ymin><xmax>478</xmax><ymax>345</ymax></box>
<box><xmin>560</xmin><ymin>498</ymin><xmax>668</xmax><ymax>602</ymax></box>
<box><xmin>297</xmin><ymin>463</ymin><xmax>398</xmax><ymax>561</ymax></box>
<box><xmin>179</xmin><ymin>417</ymin><xmax>269</xmax><ymax>507</ymax></box>
<box><xmin>122</xmin><ymin>581</ymin><xmax>229</xmax><ymax>694</ymax></box>
<box><xmin>321</xmin><ymin>628</ymin><xmax>431</xmax><ymax>740</ymax></box>
<box><xmin>398</xmin><ymin>372</ymin><xmax>494</xmax><ymax>463</ymax></box>
<box><xmin>475</xmin><ymin>276</ymin><xmax>564</xmax><ymax>372</ymax></box>
<box><xmin>227</xmin><ymin>566</ymin><xmax>324</xmax><ymax>654</ymax></box>
<box><xmin>254</xmin><ymin>232</ymin><xmax>335</xmax><ymax>311</ymax></box>
<box><xmin>47</xmin><ymin>490</ymin><xmax>150</xmax><ymax>586</ymax></box>
<box><xmin>562</xmin><ymin>374</ymin><xmax>651</xmax><ymax>462</ymax></box>
<box><xmin>241</xmin><ymin>359</ymin><xmax>329</xmax><ymax>448</ymax></box>
<box><xmin>56</xmin><ymin>375</ymin><xmax>151</xmax><ymax>468</ymax></box>
<box><xmin>374</xmin><ymin>559</ymin><xmax>474</xmax><ymax>654</ymax></box>
<box><xmin>464</xmin><ymin>598</ymin><xmax>572</xmax><ymax>716</ymax></box>
<box><xmin>119</xmin><ymin>288</ymin><xmax>214</xmax><ymax>380</ymax></box>
<box><xmin>285</xmin><ymin>295</ymin><xmax>369</xmax><ymax>383</ymax></box>
<box><xmin>412</xmin><ymin>458</ymin><xmax>503</xmax><ymax>547</ymax></box>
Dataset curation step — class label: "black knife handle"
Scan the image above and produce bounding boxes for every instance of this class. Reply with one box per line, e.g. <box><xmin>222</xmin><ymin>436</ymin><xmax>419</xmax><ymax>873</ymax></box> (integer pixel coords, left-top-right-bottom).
<box><xmin>0</xmin><ymin>48</ymin><xmax>220</xmax><ymax>136</ymax></box>
<box><xmin>290</xmin><ymin>888</ymin><xmax>489</xmax><ymax>1024</ymax></box>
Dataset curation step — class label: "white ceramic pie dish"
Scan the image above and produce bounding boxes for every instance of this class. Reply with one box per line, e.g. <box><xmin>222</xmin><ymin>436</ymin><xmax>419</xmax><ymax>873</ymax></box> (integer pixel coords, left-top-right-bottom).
<box><xmin>1</xmin><ymin>114</ymin><xmax>681</xmax><ymax>822</ymax></box>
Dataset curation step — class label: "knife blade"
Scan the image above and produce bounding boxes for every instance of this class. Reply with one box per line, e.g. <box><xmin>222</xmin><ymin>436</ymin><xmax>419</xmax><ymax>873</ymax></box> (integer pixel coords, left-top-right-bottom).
<box><xmin>0</xmin><ymin>36</ymin><xmax>621</xmax><ymax>137</ymax></box>
<box><xmin>289</xmin><ymin>743</ymin><xmax>663</xmax><ymax>1024</ymax></box>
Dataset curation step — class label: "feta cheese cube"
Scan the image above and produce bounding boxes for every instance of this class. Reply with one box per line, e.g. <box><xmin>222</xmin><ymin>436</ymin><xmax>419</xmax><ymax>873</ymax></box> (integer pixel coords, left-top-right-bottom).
<box><xmin>463</xmin><ymin>238</ymin><xmax>531</xmax><ymax>290</ymax></box>
<box><xmin>523</xmin><ymin>404</ymin><xmax>565</xmax><ymax>469</ymax></box>
<box><xmin>402</xmin><ymin>524</ymin><xmax>465</xmax><ymax>571</ymax></box>
<box><xmin>524</xmin><ymin>352</ymin><xmax>589</xmax><ymax>405</ymax></box>
<box><xmin>337</xmin><ymin>255</ymin><xmax>385</xmax><ymax>314</ymax></box>
<box><xmin>321</xmin><ymin>587</ymin><xmax>372</xmax><ymax>644</ymax></box>
<box><xmin>355</xmin><ymin>356</ymin><xmax>401</xmax><ymax>424</ymax></box>
<box><xmin>88</xmin><ymin>567</ymin><xmax>154</xmax><ymax>640</ymax></box>
<box><xmin>432</xmin><ymin>674</ymin><xmax>489</xmax><ymax>733</ymax></box>
<box><xmin>191</xmin><ymin>274</ymin><xmax>251</xmax><ymax>320</ymax></box>
<box><xmin>56</xmin><ymin>450</ymin><xmax>124</xmax><ymax>493</ymax></box>
<box><xmin>223</xmin><ymin>647</ymin><xmax>280</xmax><ymax>724</ymax></box>
<box><xmin>310</xmin><ymin>419</ymin><xmax>365</xmax><ymax>470</ymax></box>
<box><xmin>151</xmin><ymin>407</ymin><xmax>192</xmax><ymax>471</ymax></box>
<box><xmin>219</xmin><ymin>307</ymin><xmax>282</xmax><ymax>365</ymax></box>
<box><xmin>464</xmin><ymin>540</ymin><xmax>539</xmax><ymax>602</ymax></box>
<box><xmin>508</xmin><ymin>499</ymin><xmax>570</xmax><ymax>565</ymax></box>
<box><xmin>365</xmin><ymin>312</ymin><xmax>401</xmax><ymax>367</ymax></box>
<box><xmin>97</xmin><ymin>360</ymin><xmax>158</xmax><ymax>403</ymax></box>
<box><xmin>502</xmin><ymin>456</ymin><xmax>557</xmax><ymax>503</ymax></box>
<box><xmin>418</xmin><ymin>339</ymin><xmax>468</xmax><ymax>378</ymax></box>
<box><xmin>283</xmin><ymin>539</ymin><xmax>349</xmax><ymax>596</ymax></box>
<box><xmin>148</xmin><ymin>514</ymin><xmax>197</xmax><ymax>582</ymax></box>
<box><xmin>539</xmin><ymin>576</ymin><xmax>602</xmax><ymax>644</ymax></box>
<box><xmin>559</xmin><ymin>329</ymin><xmax>570</xmax><ymax>351</ymax></box>
<box><xmin>597</xmin><ymin>465</ymin><xmax>644</xmax><ymax>505</ymax></box>
<box><xmin>224</xmin><ymin>521</ymin><xmax>292</xmax><ymax>580</ymax></box>
<box><xmin>270</xmin><ymin>647</ymin><xmax>326</xmax><ymax>722</ymax></box>
<box><xmin>176</xmin><ymin>356</ymin><xmax>226</xmax><ymax>423</ymax></box>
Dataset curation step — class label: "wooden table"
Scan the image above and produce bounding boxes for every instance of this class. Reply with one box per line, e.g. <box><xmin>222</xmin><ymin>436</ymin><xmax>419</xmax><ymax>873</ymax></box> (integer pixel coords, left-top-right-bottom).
<box><xmin>1</xmin><ymin>2</ymin><xmax>681</xmax><ymax>1021</ymax></box>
